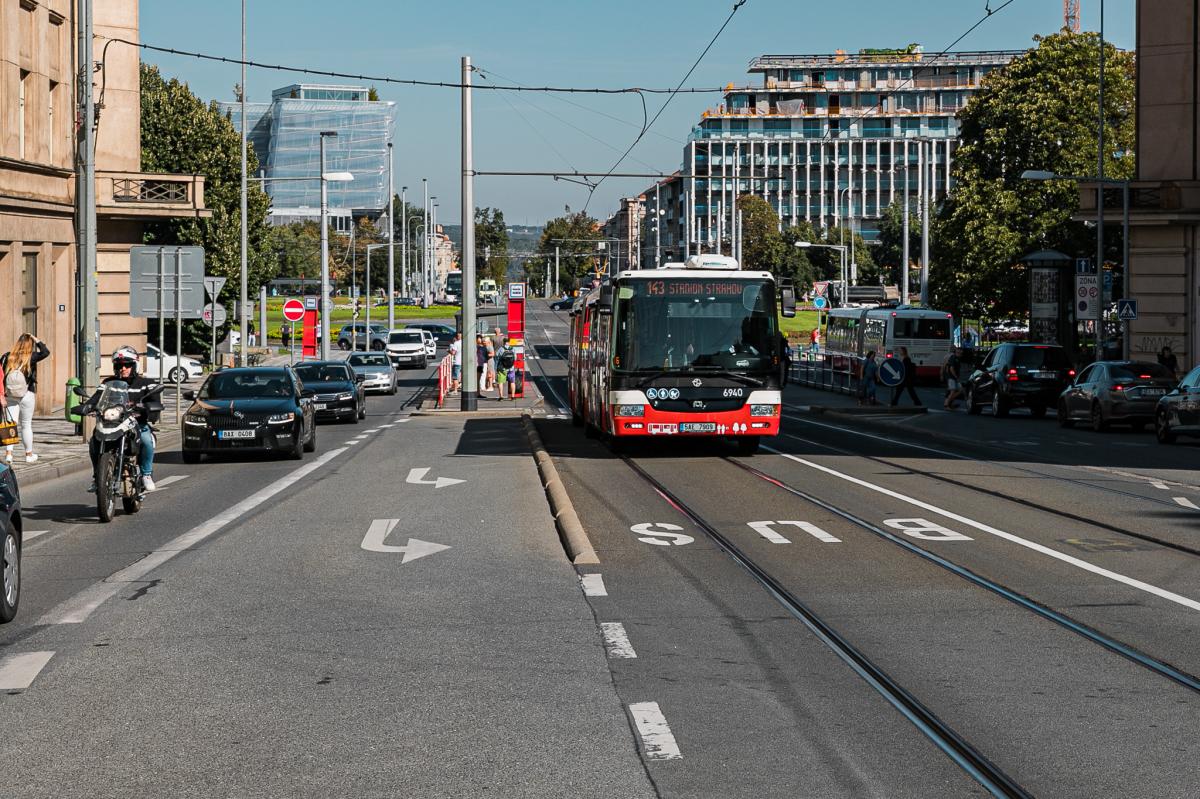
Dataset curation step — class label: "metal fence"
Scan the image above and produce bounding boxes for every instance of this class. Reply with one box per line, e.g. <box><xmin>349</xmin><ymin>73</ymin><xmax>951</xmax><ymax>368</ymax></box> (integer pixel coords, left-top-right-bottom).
<box><xmin>789</xmin><ymin>349</ymin><xmax>864</xmax><ymax>397</ymax></box>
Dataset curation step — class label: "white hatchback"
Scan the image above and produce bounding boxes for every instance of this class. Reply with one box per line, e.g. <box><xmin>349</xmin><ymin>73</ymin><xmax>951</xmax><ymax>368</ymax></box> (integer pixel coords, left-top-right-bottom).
<box><xmin>144</xmin><ymin>343</ymin><xmax>204</xmax><ymax>383</ymax></box>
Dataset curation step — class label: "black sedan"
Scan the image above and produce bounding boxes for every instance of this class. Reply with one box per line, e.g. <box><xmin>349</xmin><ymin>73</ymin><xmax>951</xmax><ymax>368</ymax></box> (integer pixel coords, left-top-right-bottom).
<box><xmin>1</xmin><ymin>461</ymin><xmax>22</xmax><ymax>623</ymax></box>
<box><xmin>1156</xmin><ymin>365</ymin><xmax>1200</xmax><ymax>444</ymax></box>
<box><xmin>549</xmin><ymin>296</ymin><xmax>574</xmax><ymax>310</ymax></box>
<box><xmin>293</xmin><ymin>361</ymin><xmax>367</xmax><ymax>424</ymax></box>
<box><xmin>181</xmin><ymin>368</ymin><xmax>317</xmax><ymax>463</ymax></box>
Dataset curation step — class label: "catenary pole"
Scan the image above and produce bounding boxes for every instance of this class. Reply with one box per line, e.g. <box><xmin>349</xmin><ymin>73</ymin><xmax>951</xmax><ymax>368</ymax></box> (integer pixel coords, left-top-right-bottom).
<box><xmin>239</xmin><ymin>0</ymin><xmax>248</xmax><ymax>367</ymax></box>
<box><xmin>461</xmin><ymin>56</ymin><xmax>478</xmax><ymax>411</ymax></box>
<box><xmin>387</xmin><ymin>141</ymin><xmax>395</xmax><ymax>332</ymax></box>
<box><xmin>319</xmin><ymin>131</ymin><xmax>335</xmax><ymax>360</ymax></box>
<box><xmin>401</xmin><ymin>186</ymin><xmax>408</xmax><ymax>300</ymax></box>
<box><xmin>1097</xmin><ymin>0</ymin><xmax>1106</xmax><ymax>360</ymax></box>
<box><xmin>920</xmin><ymin>140</ymin><xmax>931</xmax><ymax>305</ymax></box>
<box><xmin>902</xmin><ymin>142</ymin><xmax>910</xmax><ymax>305</ymax></box>
<box><xmin>76</xmin><ymin>0</ymin><xmax>99</xmax><ymax>395</ymax></box>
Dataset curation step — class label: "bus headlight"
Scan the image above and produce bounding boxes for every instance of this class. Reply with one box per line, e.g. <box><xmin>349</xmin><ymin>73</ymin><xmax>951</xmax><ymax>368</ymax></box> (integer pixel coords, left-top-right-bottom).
<box><xmin>615</xmin><ymin>404</ymin><xmax>645</xmax><ymax>417</ymax></box>
<box><xmin>750</xmin><ymin>404</ymin><xmax>778</xmax><ymax>417</ymax></box>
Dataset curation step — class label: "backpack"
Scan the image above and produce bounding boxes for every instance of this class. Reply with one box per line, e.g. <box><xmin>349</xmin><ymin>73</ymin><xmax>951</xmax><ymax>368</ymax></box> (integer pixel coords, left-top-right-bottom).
<box><xmin>497</xmin><ymin>349</ymin><xmax>515</xmax><ymax>370</ymax></box>
<box><xmin>4</xmin><ymin>367</ymin><xmax>27</xmax><ymax>400</ymax></box>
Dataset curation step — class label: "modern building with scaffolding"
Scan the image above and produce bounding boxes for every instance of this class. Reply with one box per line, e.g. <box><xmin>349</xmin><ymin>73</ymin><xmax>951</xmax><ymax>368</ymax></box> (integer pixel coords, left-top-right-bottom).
<box><xmin>219</xmin><ymin>84</ymin><xmax>396</xmax><ymax>229</ymax></box>
<box><xmin>633</xmin><ymin>47</ymin><xmax>1019</xmax><ymax>267</ymax></box>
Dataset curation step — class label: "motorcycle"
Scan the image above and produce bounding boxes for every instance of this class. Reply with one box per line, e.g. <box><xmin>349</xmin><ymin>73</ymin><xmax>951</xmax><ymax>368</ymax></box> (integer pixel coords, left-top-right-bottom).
<box><xmin>73</xmin><ymin>381</ymin><xmax>164</xmax><ymax>523</ymax></box>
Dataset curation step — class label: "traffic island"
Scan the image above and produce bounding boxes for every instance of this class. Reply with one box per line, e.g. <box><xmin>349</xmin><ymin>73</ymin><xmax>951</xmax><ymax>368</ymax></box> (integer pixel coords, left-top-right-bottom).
<box><xmin>521</xmin><ymin>412</ymin><xmax>599</xmax><ymax>566</ymax></box>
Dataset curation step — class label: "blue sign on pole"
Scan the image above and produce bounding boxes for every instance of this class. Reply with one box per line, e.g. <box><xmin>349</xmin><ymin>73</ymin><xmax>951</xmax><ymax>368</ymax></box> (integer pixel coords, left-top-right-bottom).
<box><xmin>1117</xmin><ymin>298</ymin><xmax>1138</xmax><ymax>321</ymax></box>
<box><xmin>812</xmin><ymin>296</ymin><xmax>828</xmax><ymax>310</ymax></box>
<box><xmin>877</xmin><ymin>357</ymin><xmax>905</xmax><ymax>387</ymax></box>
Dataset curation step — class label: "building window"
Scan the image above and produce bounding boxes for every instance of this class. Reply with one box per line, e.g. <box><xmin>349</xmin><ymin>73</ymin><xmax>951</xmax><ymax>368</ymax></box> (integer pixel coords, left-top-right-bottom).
<box><xmin>729</xmin><ymin>119</ymin><xmax>748</xmax><ymax>134</ymax></box>
<box><xmin>900</xmin><ymin>118</ymin><xmax>921</xmax><ymax>137</ymax></box>
<box><xmin>48</xmin><ymin>80</ymin><xmax>57</xmax><ymax>164</ymax></box>
<box><xmin>802</xmin><ymin>120</ymin><xmax>823</xmax><ymax>138</ymax></box>
<box><xmin>863</xmin><ymin>119</ymin><xmax>891</xmax><ymax>138</ymax></box>
<box><xmin>18</xmin><ymin>71</ymin><xmax>29</xmax><ymax>159</ymax></box>
<box><xmin>764</xmin><ymin>119</ymin><xmax>791</xmax><ymax>134</ymax></box>
<box><xmin>22</xmin><ymin>254</ymin><xmax>38</xmax><ymax>335</ymax></box>
<box><xmin>928</xmin><ymin>117</ymin><xmax>950</xmax><ymax>135</ymax></box>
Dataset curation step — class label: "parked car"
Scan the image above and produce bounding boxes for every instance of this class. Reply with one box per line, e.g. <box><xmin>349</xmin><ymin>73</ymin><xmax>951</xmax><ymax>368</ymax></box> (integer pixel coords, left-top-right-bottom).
<box><xmin>964</xmin><ymin>343</ymin><xmax>1075</xmax><ymax>417</ymax></box>
<box><xmin>984</xmin><ymin>319</ymin><xmax>1029</xmax><ymax>341</ymax></box>
<box><xmin>143</xmin><ymin>343</ymin><xmax>204</xmax><ymax>384</ymax></box>
<box><xmin>405</xmin><ymin>323</ymin><xmax>456</xmax><ymax>347</ymax></box>
<box><xmin>1</xmin><ymin>460</ymin><xmax>22</xmax><ymax>623</ymax></box>
<box><xmin>1155</xmin><ymin>365</ymin><xmax>1200</xmax><ymax>443</ymax></box>
<box><xmin>348</xmin><ymin>352</ymin><xmax>398</xmax><ymax>395</ymax></box>
<box><xmin>337</xmin><ymin>323</ymin><xmax>389</xmax><ymax>351</ymax></box>
<box><xmin>292</xmin><ymin>361</ymin><xmax>367</xmax><ymax>423</ymax></box>
<box><xmin>181</xmin><ymin>367</ymin><xmax>317</xmax><ymax>463</ymax></box>
<box><xmin>387</xmin><ymin>330</ymin><xmax>429</xmax><ymax>369</ymax></box>
<box><xmin>1058</xmin><ymin>360</ymin><xmax>1176</xmax><ymax>431</ymax></box>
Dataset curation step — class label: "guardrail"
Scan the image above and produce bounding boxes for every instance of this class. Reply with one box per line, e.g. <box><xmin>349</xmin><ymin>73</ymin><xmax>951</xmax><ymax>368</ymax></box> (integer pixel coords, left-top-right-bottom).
<box><xmin>790</xmin><ymin>349</ymin><xmax>864</xmax><ymax>397</ymax></box>
<box><xmin>436</xmin><ymin>353</ymin><xmax>454</xmax><ymax>408</ymax></box>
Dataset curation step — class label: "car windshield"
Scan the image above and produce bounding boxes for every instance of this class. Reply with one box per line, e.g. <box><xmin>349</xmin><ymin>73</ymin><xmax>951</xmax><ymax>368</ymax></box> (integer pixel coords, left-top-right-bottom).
<box><xmin>292</xmin><ymin>365</ymin><xmax>351</xmax><ymax>383</ymax></box>
<box><xmin>1110</xmin><ymin>362</ymin><xmax>1173</xmax><ymax>380</ymax></box>
<box><xmin>613</xmin><ymin>278</ymin><xmax>779</xmax><ymax>373</ymax></box>
<box><xmin>390</xmin><ymin>332</ymin><xmax>424</xmax><ymax>344</ymax></box>
<box><xmin>200</xmin><ymin>371</ymin><xmax>293</xmax><ymax>399</ymax></box>
<box><xmin>349</xmin><ymin>354</ymin><xmax>391</xmax><ymax>367</ymax></box>
<box><xmin>1013</xmin><ymin>347</ymin><xmax>1072</xmax><ymax>369</ymax></box>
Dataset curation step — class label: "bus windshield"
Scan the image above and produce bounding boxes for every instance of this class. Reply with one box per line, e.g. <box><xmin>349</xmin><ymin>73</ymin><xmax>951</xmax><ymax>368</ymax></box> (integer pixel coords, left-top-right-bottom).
<box><xmin>612</xmin><ymin>278</ymin><xmax>778</xmax><ymax>373</ymax></box>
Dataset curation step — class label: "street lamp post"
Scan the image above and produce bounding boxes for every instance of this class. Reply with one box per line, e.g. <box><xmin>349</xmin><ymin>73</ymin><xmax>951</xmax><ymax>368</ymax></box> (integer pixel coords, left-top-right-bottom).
<box><xmin>239</xmin><ymin>0</ymin><xmax>247</xmax><ymax>367</ymax></box>
<box><xmin>795</xmin><ymin>241</ymin><xmax>848</xmax><ymax>307</ymax></box>
<box><xmin>386</xmin><ymin>142</ymin><xmax>395</xmax><ymax>333</ymax></box>
<box><xmin>400</xmin><ymin>186</ymin><xmax>407</xmax><ymax>301</ymax></box>
<box><xmin>319</xmin><ymin>131</ymin><xmax>337</xmax><ymax>360</ymax></box>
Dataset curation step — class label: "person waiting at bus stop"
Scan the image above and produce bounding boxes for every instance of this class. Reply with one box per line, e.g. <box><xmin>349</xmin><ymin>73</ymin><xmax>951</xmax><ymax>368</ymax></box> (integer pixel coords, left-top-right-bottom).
<box><xmin>859</xmin><ymin>351</ymin><xmax>880</xmax><ymax>406</ymax></box>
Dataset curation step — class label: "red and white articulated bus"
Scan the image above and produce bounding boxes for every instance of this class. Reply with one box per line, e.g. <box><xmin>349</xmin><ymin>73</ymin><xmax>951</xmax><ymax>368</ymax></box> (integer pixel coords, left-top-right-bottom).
<box><xmin>568</xmin><ymin>255</ymin><xmax>796</xmax><ymax>454</ymax></box>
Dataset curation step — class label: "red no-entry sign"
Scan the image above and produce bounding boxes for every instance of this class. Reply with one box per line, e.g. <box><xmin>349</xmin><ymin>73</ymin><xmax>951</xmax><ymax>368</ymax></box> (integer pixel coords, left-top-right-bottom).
<box><xmin>282</xmin><ymin>298</ymin><xmax>305</xmax><ymax>322</ymax></box>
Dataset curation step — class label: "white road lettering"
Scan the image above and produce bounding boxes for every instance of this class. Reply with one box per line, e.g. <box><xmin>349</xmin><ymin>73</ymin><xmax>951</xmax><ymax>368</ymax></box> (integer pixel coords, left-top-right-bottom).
<box><xmin>883</xmin><ymin>518</ymin><xmax>973</xmax><ymax>541</ymax></box>
<box><xmin>406</xmin><ymin>467</ymin><xmax>465</xmax><ymax>489</ymax></box>
<box><xmin>580</xmin><ymin>574</ymin><xmax>607</xmax><ymax>596</ymax></box>
<box><xmin>38</xmin><ymin>447</ymin><xmax>350</xmax><ymax>625</ymax></box>
<box><xmin>0</xmin><ymin>651</ymin><xmax>55</xmax><ymax>690</ymax></box>
<box><xmin>749</xmin><ymin>520</ymin><xmax>840</xmax><ymax>544</ymax></box>
<box><xmin>600</xmin><ymin>622</ymin><xmax>637</xmax><ymax>658</ymax></box>
<box><xmin>360</xmin><ymin>519</ymin><xmax>450</xmax><ymax>563</ymax></box>
<box><xmin>629</xmin><ymin>702</ymin><xmax>683</xmax><ymax>760</ymax></box>
<box><xmin>23</xmin><ymin>530</ymin><xmax>49</xmax><ymax>541</ymax></box>
<box><xmin>765</xmin><ymin>446</ymin><xmax>1200</xmax><ymax>613</ymax></box>
<box><xmin>1174</xmin><ymin>497</ymin><xmax>1200</xmax><ymax>510</ymax></box>
<box><xmin>630</xmin><ymin>522</ymin><xmax>694</xmax><ymax>547</ymax></box>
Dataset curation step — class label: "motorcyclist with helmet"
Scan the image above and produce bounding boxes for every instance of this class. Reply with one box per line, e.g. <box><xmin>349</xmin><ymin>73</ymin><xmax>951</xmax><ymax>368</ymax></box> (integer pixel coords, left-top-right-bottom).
<box><xmin>83</xmin><ymin>346</ymin><xmax>161</xmax><ymax>492</ymax></box>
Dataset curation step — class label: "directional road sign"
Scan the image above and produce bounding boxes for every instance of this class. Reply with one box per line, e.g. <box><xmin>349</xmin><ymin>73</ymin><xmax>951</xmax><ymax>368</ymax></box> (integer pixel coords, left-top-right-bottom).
<box><xmin>129</xmin><ymin>245</ymin><xmax>206</xmax><ymax>319</ymax></box>
<box><xmin>201</xmin><ymin>303</ymin><xmax>227</xmax><ymax>328</ymax></box>
<box><xmin>877</xmin><ymin>357</ymin><xmax>905</xmax><ymax>387</ymax></box>
<box><xmin>282</xmin><ymin>298</ymin><xmax>305</xmax><ymax>323</ymax></box>
<box><xmin>203</xmin><ymin>276</ymin><xmax>226</xmax><ymax>300</ymax></box>
<box><xmin>1117</xmin><ymin>298</ymin><xmax>1138</xmax><ymax>321</ymax></box>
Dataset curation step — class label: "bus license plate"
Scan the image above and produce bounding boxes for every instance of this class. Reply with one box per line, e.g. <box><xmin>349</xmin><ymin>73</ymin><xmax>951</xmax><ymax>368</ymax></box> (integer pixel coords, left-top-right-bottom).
<box><xmin>219</xmin><ymin>429</ymin><xmax>255</xmax><ymax>440</ymax></box>
<box><xmin>680</xmin><ymin>422</ymin><xmax>717</xmax><ymax>433</ymax></box>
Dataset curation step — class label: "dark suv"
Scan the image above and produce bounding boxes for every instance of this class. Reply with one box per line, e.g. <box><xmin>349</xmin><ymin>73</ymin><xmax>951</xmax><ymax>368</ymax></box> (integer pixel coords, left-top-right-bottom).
<box><xmin>964</xmin><ymin>343</ymin><xmax>1075</xmax><ymax>418</ymax></box>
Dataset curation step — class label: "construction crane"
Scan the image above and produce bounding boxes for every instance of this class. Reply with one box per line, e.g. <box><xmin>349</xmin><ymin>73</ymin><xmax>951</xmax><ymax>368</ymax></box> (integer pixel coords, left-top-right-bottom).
<box><xmin>1064</xmin><ymin>0</ymin><xmax>1081</xmax><ymax>32</ymax></box>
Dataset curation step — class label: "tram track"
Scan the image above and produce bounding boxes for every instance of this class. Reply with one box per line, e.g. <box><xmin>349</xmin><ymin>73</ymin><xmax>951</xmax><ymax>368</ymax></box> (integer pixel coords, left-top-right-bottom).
<box><xmin>619</xmin><ymin>454</ymin><xmax>1035</xmax><ymax>799</ymax></box>
<box><xmin>780</xmin><ymin>413</ymin><xmax>1200</xmax><ymax>559</ymax></box>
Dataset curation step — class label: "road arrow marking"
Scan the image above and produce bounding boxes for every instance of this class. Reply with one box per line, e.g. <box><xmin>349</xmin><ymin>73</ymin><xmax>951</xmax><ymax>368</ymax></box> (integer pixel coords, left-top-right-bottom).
<box><xmin>0</xmin><ymin>651</ymin><xmax>55</xmax><ymax>690</ymax></box>
<box><xmin>360</xmin><ymin>519</ymin><xmax>451</xmax><ymax>563</ymax></box>
<box><xmin>406</xmin><ymin>467</ymin><xmax>465</xmax><ymax>489</ymax></box>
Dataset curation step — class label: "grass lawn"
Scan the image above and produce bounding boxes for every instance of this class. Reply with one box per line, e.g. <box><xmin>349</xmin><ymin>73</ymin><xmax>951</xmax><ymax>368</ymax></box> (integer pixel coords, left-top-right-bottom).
<box><xmin>780</xmin><ymin>309</ymin><xmax>822</xmax><ymax>340</ymax></box>
<box><xmin>260</xmin><ymin>301</ymin><xmax>460</xmax><ymax>339</ymax></box>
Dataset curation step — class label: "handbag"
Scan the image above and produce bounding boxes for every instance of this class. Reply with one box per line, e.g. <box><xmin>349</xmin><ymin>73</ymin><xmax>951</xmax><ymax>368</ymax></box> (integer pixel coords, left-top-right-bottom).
<box><xmin>0</xmin><ymin>401</ymin><xmax>18</xmax><ymax>448</ymax></box>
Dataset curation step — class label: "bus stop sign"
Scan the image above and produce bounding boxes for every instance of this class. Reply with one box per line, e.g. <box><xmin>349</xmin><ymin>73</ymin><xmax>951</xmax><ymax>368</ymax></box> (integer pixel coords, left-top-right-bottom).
<box><xmin>877</xmin><ymin>357</ymin><xmax>905</xmax><ymax>387</ymax></box>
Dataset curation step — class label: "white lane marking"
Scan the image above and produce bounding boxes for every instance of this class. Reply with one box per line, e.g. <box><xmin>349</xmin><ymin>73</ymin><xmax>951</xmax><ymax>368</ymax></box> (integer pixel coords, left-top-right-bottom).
<box><xmin>405</xmin><ymin>467</ymin><xmax>464</xmax><ymax>489</ymax></box>
<box><xmin>364</xmin><ymin>428</ymin><xmax>380</xmax><ymax>433</ymax></box>
<box><xmin>884</xmin><ymin>518</ymin><xmax>972</xmax><ymax>541</ymax></box>
<box><xmin>764</xmin><ymin>446</ymin><xmax>1200</xmax><ymax>613</ymax></box>
<box><xmin>748</xmin><ymin>521</ymin><xmax>791</xmax><ymax>544</ymax></box>
<box><xmin>360</xmin><ymin>519</ymin><xmax>451</xmax><ymax>563</ymax></box>
<box><xmin>398</xmin><ymin>418</ymin><xmax>412</xmax><ymax>423</ymax></box>
<box><xmin>378</xmin><ymin>423</ymin><xmax>396</xmax><ymax>429</ymax></box>
<box><xmin>1174</xmin><ymin>497</ymin><xmax>1200</xmax><ymax>510</ymax></box>
<box><xmin>629</xmin><ymin>702</ymin><xmax>682</xmax><ymax>760</ymax></box>
<box><xmin>38</xmin><ymin>448</ymin><xmax>350</xmax><ymax>625</ymax></box>
<box><xmin>600</xmin><ymin>622</ymin><xmax>638</xmax><ymax>658</ymax></box>
<box><xmin>0</xmin><ymin>651</ymin><xmax>55</xmax><ymax>690</ymax></box>
<box><xmin>352</xmin><ymin>435</ymin><xmax>369</xmax><ymax>441</ymax></box>
<box><xmin>630</xmin><ymin>522</ymin><xmax>694</xmax><ymax>547</ymax></box>
<box><xmin>153</xmin><ymin>475</ymin><xmax>189</xmax><ymax>489</ymax></box>
<box><xmin>580</xmin><ymin>573</ymin><xmax>607</xmax><ymax>596</ymax></box>
<box><xmin>24</xmin><ymin>529</ymin><xmax>49</xmax><ymax>541</ymax></box>
<box><xmin>1152</xmin><ymin>482</ymin><xmax>1171</xmax><ymax>490</ymax></box>
<box><xmin>750</xmin><ymin>520</ymin><xmax>841</xmax><ymax>544</ymax></box>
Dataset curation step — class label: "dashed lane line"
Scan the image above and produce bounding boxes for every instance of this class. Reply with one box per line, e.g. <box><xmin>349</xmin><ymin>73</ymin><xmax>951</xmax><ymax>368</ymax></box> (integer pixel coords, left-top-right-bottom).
<box><xmin>0</xmin><ymin>651</ymin><xmax>55</xmax><ymax>690</ymax></box>
<box><xmin>600</xmin><ymin>622</ymin><xmax>637</xmax><ymax>658</ymax></box>
<box><xmin>580</xmin><ymin>573</ymin><xmax>607</xmax><ymax>596</ymax></box>
<box><xmin>1174</xmin><ymin>497</ymin><xmax>1200</xmax><ymax>510</ymax></box>
<box><xmin>629</xmin><ymin>702</ymin><xmax>683</xmax><ymax>761</ymax></box>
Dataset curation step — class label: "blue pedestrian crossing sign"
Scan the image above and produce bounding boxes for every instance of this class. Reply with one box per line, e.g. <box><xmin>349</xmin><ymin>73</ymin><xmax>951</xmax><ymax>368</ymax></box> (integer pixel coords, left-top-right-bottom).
<box><xmin>1117</xmin><ymin>299</ymin><xmax>1138</xmax><ymax>321</ymax></box>
<box><xmin>877</xmin><ymin>357</ymin><xmax>905</xmax><ymax>387</ymax></box>
<box><xmin>812</xmin><ymin>296</ymin><xmax>828</xmax><ymax>310</ymax></box>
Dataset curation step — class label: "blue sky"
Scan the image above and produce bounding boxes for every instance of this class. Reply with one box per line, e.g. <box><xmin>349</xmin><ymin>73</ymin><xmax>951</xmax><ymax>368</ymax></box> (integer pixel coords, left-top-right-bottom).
<box><xmin>140</xmin><ymin>0</ymin><xmax>1135</xmax><ymax>226</ymax></box>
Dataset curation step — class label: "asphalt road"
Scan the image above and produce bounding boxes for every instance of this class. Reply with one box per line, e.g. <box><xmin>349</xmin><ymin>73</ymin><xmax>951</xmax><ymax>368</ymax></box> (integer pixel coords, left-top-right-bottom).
<box><xmin>524</xmin><ymin>299</ymin><xmax>1200</xmax><ymax>798</ymax></box>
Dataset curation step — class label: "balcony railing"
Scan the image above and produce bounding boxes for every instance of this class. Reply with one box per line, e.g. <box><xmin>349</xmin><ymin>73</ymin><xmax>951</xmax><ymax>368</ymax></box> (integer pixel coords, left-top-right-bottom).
<box><xmin>97</xmin><ymin>171</ymin><xmax>210</xmax><ymax>218</ymax></box>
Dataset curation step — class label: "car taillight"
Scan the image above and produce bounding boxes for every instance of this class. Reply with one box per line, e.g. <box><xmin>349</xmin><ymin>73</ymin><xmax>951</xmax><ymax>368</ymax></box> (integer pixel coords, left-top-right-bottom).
<box><xmin>1068</xmin><ymin>369</ymin><xmax>1076</xmax><ymax>377</ymax></box>
<box><xmin>1111</xmin><ymin>385</ymin><xmax>1124</xmax><ymax>391</ymax></box>
<box><xmin>1007</xmin><ymin>368</ymin><xmax>1019</xmax><ymax>382</ymax></box>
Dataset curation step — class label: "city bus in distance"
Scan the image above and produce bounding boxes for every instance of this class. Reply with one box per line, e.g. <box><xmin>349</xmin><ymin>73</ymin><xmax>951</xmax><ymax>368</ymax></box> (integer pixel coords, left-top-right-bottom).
<box><xmin>568</xmin><ymin>255</ymin><xmax>795</xmax><ymax>454</ymax></box>
<box><xmin>824</xmin><ymin>306</ymin><xmax>954</xmax><ymax>379</ymax></box>
<box><xmin>441</xmin><ymin>270</ymin><xmax>463</xmax><ymax>304</ymax></box>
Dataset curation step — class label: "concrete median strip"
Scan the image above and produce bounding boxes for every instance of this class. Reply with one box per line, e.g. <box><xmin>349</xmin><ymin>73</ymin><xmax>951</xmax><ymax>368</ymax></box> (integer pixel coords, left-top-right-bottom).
<box><xmin>521</xmin><ymin>413</ymin><xmax>600</xmax><ymax>566</ymax></box>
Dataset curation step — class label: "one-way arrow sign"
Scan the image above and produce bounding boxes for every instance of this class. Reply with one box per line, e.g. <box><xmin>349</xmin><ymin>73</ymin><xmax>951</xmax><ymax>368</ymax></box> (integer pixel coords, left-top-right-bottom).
<box><xmin>406</xmin><ymin>467</ymin><xmax>465</xmax><ymax>489</ymax></box>
<box><xmin>361</xmin><ymin>519</ymin><xmax>451</xmax><ymax>562</ymax></box>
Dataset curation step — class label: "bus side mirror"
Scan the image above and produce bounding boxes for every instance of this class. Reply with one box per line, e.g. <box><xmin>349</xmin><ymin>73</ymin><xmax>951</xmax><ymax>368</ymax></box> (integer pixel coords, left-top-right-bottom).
<box><xmin>597</xmin><ymin>285</ymin><xmax>614</xmax><ymax>314</ymax></box>
<box><xmin>780</xmin><ymin>287</ymin><xmax>797</xmax><ymax>318</ymax></box>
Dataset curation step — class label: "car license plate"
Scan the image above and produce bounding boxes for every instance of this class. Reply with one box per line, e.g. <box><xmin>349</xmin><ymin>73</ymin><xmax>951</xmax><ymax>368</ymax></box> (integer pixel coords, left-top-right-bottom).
<box><xmin>1033</xmin><ymin>371</ymin><xmax>1057</xmax><ymax>379</ymax></box>
<box><xmin>1141</xmin><ymin>388</ymin><xmax>1165</xmax><ymax>397</ymax></box>
<box><xmin>218</xmin><ymin>429</ymin><xmax>255</xmax><ymax>440</ymax></box>
<box><xmin>680</xmin><ymin>422</ymin><xmax>717</xmax><ymax>433</ymax></box>
<box><xmin>315</xmin><ymin>403</ymin><xmax>328</xmax><ymax>410</ymax></box>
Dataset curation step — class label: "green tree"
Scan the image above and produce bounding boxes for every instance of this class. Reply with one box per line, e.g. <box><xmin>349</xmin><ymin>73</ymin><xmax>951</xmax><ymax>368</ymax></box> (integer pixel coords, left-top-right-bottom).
<box><xmin>268</xmin><ymin>222</ymin><xmax>321</xmax><ymax>281</ymax></box>
<box><xmin>528</xmin><ymin>209</ymin><xmax>601</xmax><ymax>293</ymax></box>
<box><xmin>735</xmin><ymin>195</ymin><xmax>784</xmax><ymax>274</ymax></box>
<box><xmin>140</xmin><ymin>63</ymin><xmax>274</xmax><ymax>350</ymax></box>
<box><xmin>932</xmin><ymin>31</ymin><xmax>1135</xmax><ymax>318</ymax></box>
<box><xmin>474</xmin><ymin>208</ymin><xmax>510</xmax><ymax>286</ymax></box>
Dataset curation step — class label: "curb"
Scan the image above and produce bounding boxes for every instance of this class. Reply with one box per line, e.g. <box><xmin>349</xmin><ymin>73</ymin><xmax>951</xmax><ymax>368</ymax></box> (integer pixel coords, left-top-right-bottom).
<box><xmin>11</xmin><ymin>429</ymin><xmax>183</xmax><ymax>491</ymax></box>
<box><xmin>520</xmin><ymin>413</ymin><xmax>599</xmax><ymax>566</ymax></box>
